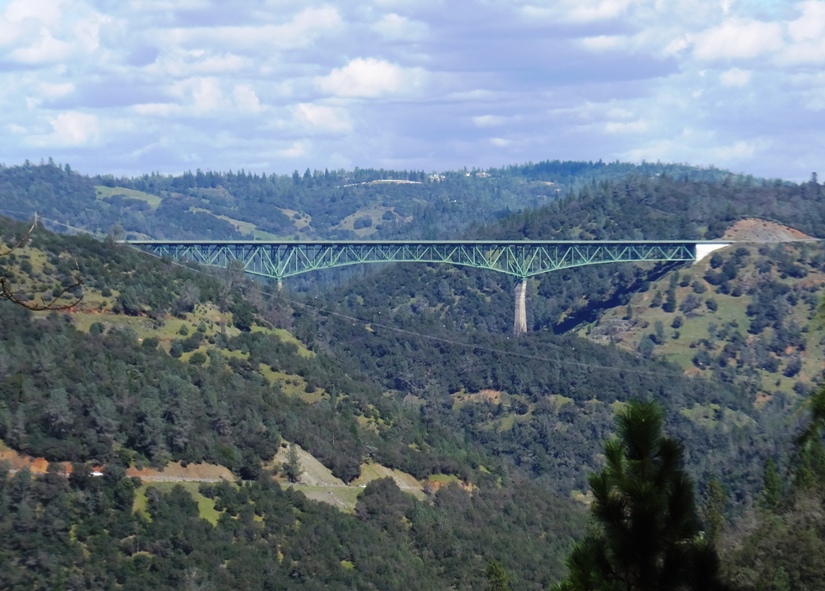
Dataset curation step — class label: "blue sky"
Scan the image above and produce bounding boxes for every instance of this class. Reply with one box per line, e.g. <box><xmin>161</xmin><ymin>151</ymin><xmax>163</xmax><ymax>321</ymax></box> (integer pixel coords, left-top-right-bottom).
<box><xmin>1</xmin><ymin>0</ymin><xmax>823</xmax><ymax>180</ymax></box>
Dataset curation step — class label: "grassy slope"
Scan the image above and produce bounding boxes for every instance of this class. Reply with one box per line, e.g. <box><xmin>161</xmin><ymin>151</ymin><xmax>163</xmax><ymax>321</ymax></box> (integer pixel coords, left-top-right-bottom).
<box><xmin>133</xmin><ymin>481</ymin><xmax>223</xmax><ymax>525</ymax></box>
<box><xmin>334</xmin><ymin>205</ymin><xmax>403</xmax><ymax>237</ymax></box>
<box><xmin>95</xmin><ymin>185</ymin><xmax>161</xmax><ymax>208</ymax></box>
<box><xmin>189</xmin><ymin>206</ymin><xmax>284</xmax><ymax>240</ymax></box>
<box><xmin>270</xmin><ymin>443</ymin><xmax>428</xmax><ymax>512</ymax></box>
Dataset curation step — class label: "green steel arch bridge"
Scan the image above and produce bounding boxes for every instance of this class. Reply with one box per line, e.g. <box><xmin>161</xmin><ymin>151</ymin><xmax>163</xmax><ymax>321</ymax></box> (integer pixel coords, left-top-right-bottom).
<box><xmin>124</xmin><ymin>239</ymin><xmax>732</xmax><ymax>334</ymax></box>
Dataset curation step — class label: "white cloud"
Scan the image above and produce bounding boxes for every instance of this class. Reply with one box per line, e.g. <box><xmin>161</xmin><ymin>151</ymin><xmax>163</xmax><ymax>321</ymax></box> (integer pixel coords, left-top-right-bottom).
<box><xmin>133</xmin><ymin>103</ymin><xmax>181</xmax><ymax>117</ymax></box>
<box><xmin>234</xmin><ymin>85</ymin><xmax>261</xmax><ymax>114</ymax></box>
<box><xmin>175</xmin><ymin>6</ymin><xmax>342</xmax><ymax>51</ymax></box>
<box><xmin>294</xmin><ymin>103</ymin><xmax>352</xmax><ymax>133</ymax></box>
<box><xmin>27</xmin><ymin>112</ymin><xmax>100</xmax><ymax>147</ymax></box>
<box><xmin>787</xmin><ymin>71</ymin><xmax>825</xmax><ymax>109</ymax></box>
<box><xmin>605</xmin><ymin>119</ymin><xmax>649</xmax><ymax>133</ymax></box>
<box><xmin>279</xmin><ymin>140</ymin><xmax>309</xmax><ymax>158</ymax></box>
<box><xmin>580</xmin><ymin>35</ymin><xmax>629</xmax><ymax>52</ymax></box>
<box><xmin>692</xmin><ymin>18</ymin><xmax>784</xmax><ymax>61</ymax></box>
<box><xmin>606</xmin><ymin>107</ymin><xmax>635</xmax><ymax>119</ymax></box>
<box><xmin>187</xmin><ymin>78</ymin><xmax>223</xmax><ymax>114</ymax></box>
<box><xmin>0</xmin><ymin>0</ymin><xmax>823</xmax><ymax>181</ymax></box>
<box><xmin>720</xmin><ymin>0</ymin><xmax>733</xmax><ymax>16</ymax></box>
<box><xmin>10</xmin><ymin>32</ymin><xmax>72</xmax><ymax>64</ymax></box>
<box><xmin>372</xmin><ymin>13</ymin><xmax>428</xmax><ymax>40</ymax></box>
<box><xmin>38</xmin><ymin>82</ymin><xmax>76</xmax><ymax>99</ymax></box>
<box><xmin>72</xmin><ymin>11</ymin><xmax>109</xmax><ymax>53</ymax></box>
<box><xmin>317</xmin><ymin>58</ymin><xmax>427</xmax><ymax>98</ymax></box>
<box><xmin>472</xmin><ymin>115</ymin><xmax>510</xmax><ymax>128</ymax></box>
<box><xmin>127</xmin><ymin>0</ymin><xmax>211</xmax><ymax>11</ymax></box>
<box><xmin>712</xmin><ymin>139</ymin><xmax>767</xmax><ymax>162</ymax></box>
<box><xmin>787</xmin><ymin>0</ymin><xmax>825</xmax><ymax>41</ymax></box>
<box><xmin>664</xmin><ymin>36</ymin><xmax>690</xmax><ymax>56</ymax></box>
<box><xmin>778</xmin><ymin>38</ymin><xmax>825</xmax><ymax>65</ymax></box>
<box><xmin>1</xmin><ymin>0</ymin><xmax>65</xmax><ymax>35</ymax></box>
<box><xmin>719</xmin><ymin>68</ymin><xmax>751</xmax><ymax>87</ymax></box>
<box><xmin>133</xmin><ymin>77</ymin><xmax>244</xmax><ymax>117</ymax></box>
<box><xmin>521</xmin><ymin>0</ymin><xmax>640</xmax><ymax>23</ymax></box>
<box><xmin>148</xmin><ymin>49</ymin><xmax>253</xmax><ymax>77</ymax></box>
<box><xmin>0</xmin><ymin>0</ymin><xmax>108</xmax><ymax>64</ymax></box>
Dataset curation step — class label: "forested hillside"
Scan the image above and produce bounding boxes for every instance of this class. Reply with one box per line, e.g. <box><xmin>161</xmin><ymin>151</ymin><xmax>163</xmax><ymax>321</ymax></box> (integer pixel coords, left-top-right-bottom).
<box><xmin>1</xmin><ymin>215</ymin><xmax>588</xmax><ymax>590</ymax></box>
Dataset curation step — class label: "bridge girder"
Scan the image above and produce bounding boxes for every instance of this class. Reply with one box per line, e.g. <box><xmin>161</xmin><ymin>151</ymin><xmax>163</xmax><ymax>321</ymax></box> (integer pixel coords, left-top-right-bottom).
<box><xmin>125</xmin><ymin>240</ymin><xmax>723</xmax><ymax>281</ymax></box>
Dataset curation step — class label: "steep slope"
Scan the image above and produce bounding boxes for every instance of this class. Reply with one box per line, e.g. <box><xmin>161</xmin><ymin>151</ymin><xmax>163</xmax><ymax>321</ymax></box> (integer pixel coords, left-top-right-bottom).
<box><xmin>0</xmin><ymin>214</ymin><xmax>487</xmax><ymax>483</ymax></box>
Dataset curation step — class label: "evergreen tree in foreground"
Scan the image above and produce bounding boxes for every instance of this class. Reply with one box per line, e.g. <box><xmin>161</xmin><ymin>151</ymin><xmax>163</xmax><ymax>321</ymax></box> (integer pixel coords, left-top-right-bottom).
<box><xmin>552</xmin><ymin>400</ymin><xmax>733</xmax><ymax>591</ymax></box>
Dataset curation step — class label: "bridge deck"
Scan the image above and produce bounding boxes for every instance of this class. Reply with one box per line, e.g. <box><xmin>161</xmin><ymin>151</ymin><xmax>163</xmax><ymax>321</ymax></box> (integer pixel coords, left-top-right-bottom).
<box><xmin>126</xmin><ymin>239</ymin><xmax>725</xmax><ymax>246</ymax></box>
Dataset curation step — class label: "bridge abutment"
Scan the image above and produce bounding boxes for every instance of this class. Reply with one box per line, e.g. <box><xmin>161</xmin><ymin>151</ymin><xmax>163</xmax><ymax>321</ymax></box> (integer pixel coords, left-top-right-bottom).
<box><xmin>514</xmin><ymin>280</ymin><xmax>527</xmax><ymax>336</ymax></box>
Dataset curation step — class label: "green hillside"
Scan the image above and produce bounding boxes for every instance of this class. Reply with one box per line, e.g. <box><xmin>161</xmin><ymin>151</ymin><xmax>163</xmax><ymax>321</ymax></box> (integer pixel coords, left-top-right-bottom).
<box><xmin>580</xmin><ymin>240</ymin><xmax>825</xmax><ymax>397</ymax></box>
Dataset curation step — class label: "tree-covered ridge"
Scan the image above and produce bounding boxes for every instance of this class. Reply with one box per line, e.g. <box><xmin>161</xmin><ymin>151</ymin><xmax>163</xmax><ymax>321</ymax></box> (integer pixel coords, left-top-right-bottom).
<box><xmin>3</xmin><ymin>163</ymin><xmax>825</xmax><ymax>588</ymax></box>
<box><xmin>311</xmin><ymin>291</ymin><xmax>792</xmax><ymax>501</ymax></box>
<box><xmin>717</xmin><ymin>385</ymin><xmax>825</xmax><ymax>590</ymax></box>
<box><xmin>488</xmin><ymin>173</ymin><xmax>824</xmax><ymax>241</ymax></box>
<box><xmin>1</xmin><ymin>211</ymin><xmax>796</xmax><ymax>511</ymax></box>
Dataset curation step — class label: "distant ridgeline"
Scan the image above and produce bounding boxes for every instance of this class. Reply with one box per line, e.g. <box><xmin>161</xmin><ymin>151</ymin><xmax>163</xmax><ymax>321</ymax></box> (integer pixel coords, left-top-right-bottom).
<box><xmin>0</xmin><ymin>159</ymin><xmax>804</xmax><ymax>244</ymax></box>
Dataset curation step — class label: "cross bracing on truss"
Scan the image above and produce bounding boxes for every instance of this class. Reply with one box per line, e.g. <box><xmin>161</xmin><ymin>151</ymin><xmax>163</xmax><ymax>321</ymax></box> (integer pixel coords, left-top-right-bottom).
<box><xmin>124</xmin><ymin>240</ymin><xmax>730</xmax><ymax>281</ymax></box>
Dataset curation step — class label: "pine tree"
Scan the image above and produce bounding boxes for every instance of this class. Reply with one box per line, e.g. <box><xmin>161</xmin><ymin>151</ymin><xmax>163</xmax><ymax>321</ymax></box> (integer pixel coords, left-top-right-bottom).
<box><xmin>552</xmin><ymin>400</ymin><xmax>731</xmax><ymax>591</ymax></box>
<box><xmin>284</xmin><ymin>442</ymin><xmax>302</xmax><ymax>483</ymax></box>
<box><xmin>484</xmin><ymin>559</ymin><xmax>512</xmax><ymax>591</ymax></box>
<box><xmin>761</xmin><ymin>458</ymin><xmax>783</xmax><ymax>510</ymax></box>
<box><xmin>793</xmin><ymin>386</ymin><xmax>825</xmax><ymax>490</ymax></box>
<box><xmin>702</xmin><ymin>478</ymin><xmax>726</xmax><ymax>545</ymax></box>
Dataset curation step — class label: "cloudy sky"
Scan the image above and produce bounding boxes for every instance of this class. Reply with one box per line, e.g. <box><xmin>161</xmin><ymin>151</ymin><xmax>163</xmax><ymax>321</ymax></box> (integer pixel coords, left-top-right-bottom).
<box><xmin>1</xmin><ymin>0</ymin><xmax>823</xmax><ymax>180</ymax></box>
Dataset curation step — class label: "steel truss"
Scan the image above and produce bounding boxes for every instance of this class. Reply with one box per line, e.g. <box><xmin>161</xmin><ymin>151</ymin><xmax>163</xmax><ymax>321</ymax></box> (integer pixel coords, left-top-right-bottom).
<box><xmin>125</xmin><ymin>240</ymin><xmax>712</xmax><ymax>281</ymax></box>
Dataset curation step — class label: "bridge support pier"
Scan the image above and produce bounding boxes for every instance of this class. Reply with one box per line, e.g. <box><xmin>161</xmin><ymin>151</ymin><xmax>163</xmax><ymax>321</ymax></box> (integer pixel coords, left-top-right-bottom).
<box><xmin>513</xmin><ymin>279</ymin><xmax>527</xmax><ymax>336</ymax></box>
